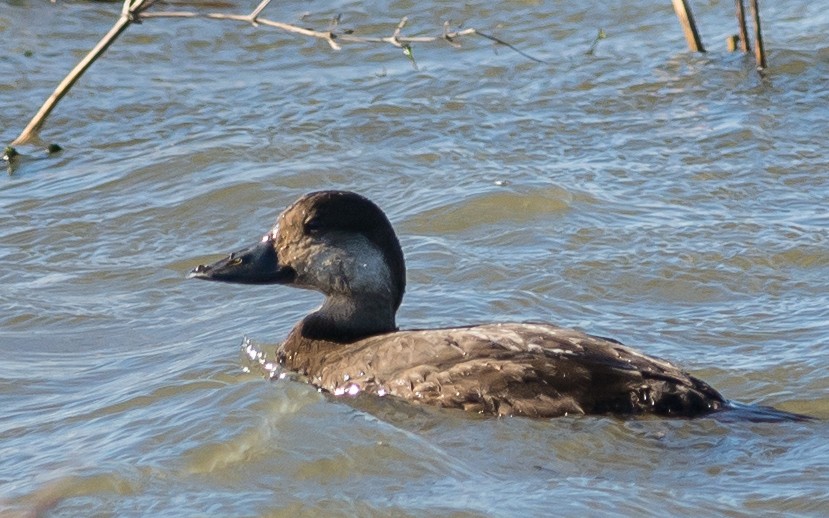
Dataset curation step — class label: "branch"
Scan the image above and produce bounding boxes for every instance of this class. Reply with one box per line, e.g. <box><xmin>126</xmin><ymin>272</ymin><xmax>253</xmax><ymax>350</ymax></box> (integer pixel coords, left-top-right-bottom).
<box><xmin>8</xmin><ymin>0</ymin><xmax>541</xmax><ymax>152</ymax></box>
<box><xmin>748</xmin><ymin>0</ymin><xmax>767</xmax><ymax>69</ymax></box>
<box><xmin>137</xmin><ymin>7</ymin><xmax>537</xmax><ymax>58</ymax></box>
<box><xmin>10</xmin><ymin>0</ymin><xmax>157</xmax><ymax>146</ymax></box>
<box><xmin>671</xmin><ymin>0</ymin><xmax>705</xmax><ymax>53</ymax></box>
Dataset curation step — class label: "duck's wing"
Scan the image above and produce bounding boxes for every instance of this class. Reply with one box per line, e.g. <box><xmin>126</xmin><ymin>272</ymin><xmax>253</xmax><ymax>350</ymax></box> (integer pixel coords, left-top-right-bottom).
<box><xmin>328</xmin><ymin>323</ymin><xmax>724</xmax><ymax>418</ymax></box>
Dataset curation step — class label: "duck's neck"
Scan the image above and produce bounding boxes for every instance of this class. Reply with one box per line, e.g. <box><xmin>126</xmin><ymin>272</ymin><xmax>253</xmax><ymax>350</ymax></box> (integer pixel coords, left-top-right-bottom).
<box><xmin>299</xmin><ymin>293</ymin><xmax>397</xmax><ymax>343</ymax></box>
<box><xmin>277</xmin><ymin>293</ymin><xmax>398</xmax><ymax>376</ymax></box>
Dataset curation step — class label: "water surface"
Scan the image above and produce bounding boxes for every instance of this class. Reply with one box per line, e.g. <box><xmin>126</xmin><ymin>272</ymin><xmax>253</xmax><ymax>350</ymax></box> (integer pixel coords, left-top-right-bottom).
<box><xmin>2</xmin><ymin>0</ymin><xmax>828</xmax><ymax>515</ymax></box>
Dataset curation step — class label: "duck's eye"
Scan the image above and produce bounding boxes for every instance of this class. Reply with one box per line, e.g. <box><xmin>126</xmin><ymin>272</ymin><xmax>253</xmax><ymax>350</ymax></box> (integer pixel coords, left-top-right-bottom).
<box><xmin>304</xmin><ymin>217</ymin><xmax>323</xmax><ymax>235</ymax></box>
<box><xmin>228</xmin><ymin>252</ymin><xmax>243</xmax><ymax>266</ymax></box>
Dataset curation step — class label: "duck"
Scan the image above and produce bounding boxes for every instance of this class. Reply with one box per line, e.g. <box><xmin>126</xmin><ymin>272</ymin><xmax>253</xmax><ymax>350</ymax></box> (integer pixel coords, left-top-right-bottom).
<box><xmin>187</xmin><ymin>190</ymin><xmax>790</xmax><ymax>419</ymax></box>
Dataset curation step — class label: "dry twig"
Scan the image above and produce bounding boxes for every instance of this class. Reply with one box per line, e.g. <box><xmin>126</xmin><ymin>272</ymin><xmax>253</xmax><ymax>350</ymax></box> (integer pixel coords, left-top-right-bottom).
<box><xmin>7</xmin><ymin>0</ymin><xmax>541</xmax><ymax>152</ymax></box>
<box><xmin>671</xmin><ymin>0</ymin><xmax>705</xmax><ymax>53</ymax></box>
<box><xmin>10</xmin><ymin>0</ymin><xmax>154</xmax><ymax>147</ymax></box>
<box><xmin>748</xmin><ymin>0</ymin><xmax>767</xmax><ymax>69</ymax></box>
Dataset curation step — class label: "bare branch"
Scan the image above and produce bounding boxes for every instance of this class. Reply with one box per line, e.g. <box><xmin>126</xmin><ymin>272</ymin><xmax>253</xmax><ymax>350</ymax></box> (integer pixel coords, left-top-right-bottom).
<box><xmin>136</xmin><ymin>8</ymin><xmax>540</xmax><ymax>57</ymax></box>
<box><xmin>11</xmin><ymin>6</ymin><xmax>137</xmax><ymax>145</ymax></box>
<box><xmin>390</xmin><ymin>17</ymin><xmax>408</xmax><ymax>46</ymax></box>
<box><xmin>9</xmin><ymin>1</ymin><xmax>541</xmax><ymax>150</ymax></box>
<box><xmin>248</xmin><ymin>0</ymin><xmax>271</xmax><ymax>24</ymax></box>
<box><xmin>473</xmin><ymin>30</ymin><xmax>546</xmax><ymax>64</ymax></box>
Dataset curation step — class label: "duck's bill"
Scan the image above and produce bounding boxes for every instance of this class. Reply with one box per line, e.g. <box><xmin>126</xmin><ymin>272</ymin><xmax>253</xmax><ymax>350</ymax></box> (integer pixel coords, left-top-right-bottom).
<box><xmin>187</xmin><ymin>237</ymin><xmax>295</xmax><ymax>285</ymax></box>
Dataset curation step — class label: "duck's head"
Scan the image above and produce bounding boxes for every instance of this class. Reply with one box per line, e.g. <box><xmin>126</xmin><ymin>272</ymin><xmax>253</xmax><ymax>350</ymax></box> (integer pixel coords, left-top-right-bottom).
<box><xmin>188</xmin><ymin>191</ymin><xmax>406</xmax><ymax>341</ymax></box>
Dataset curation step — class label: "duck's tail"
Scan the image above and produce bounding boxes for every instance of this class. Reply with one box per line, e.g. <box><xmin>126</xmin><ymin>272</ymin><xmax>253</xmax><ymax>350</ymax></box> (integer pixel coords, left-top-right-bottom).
<box><xmin>714</xmin><ymin>400</ymin><xmax>816</xmax><ymax>423</ymax></box>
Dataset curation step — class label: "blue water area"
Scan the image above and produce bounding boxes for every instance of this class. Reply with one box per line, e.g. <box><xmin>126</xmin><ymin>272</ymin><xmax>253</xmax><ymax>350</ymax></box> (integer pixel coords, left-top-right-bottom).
<box><xmin>1</xmin><ymin>0</ymin><xmax>828</xmax><ymax>515</ymax></box>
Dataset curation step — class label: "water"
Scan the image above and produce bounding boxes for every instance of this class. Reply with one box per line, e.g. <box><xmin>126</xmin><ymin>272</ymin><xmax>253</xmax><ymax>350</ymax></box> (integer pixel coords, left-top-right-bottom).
<box><xmin>2</xmin><ymin>0</ymin><xmax>828</xmax><ymax>515</ymax></box>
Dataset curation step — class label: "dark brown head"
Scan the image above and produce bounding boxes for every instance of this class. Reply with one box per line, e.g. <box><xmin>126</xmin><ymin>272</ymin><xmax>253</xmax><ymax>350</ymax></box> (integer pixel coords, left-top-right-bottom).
<box><xmin>188</xmin><ymin>191</ymin><xmax>406</xmax><ymax>340</ymax></box>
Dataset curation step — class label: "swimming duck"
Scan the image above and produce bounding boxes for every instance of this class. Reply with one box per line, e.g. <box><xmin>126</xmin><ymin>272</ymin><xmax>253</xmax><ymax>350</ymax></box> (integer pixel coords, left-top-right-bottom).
<box><xmin>188</xmin><ymin>190</ymin><xmax>730</xmax><ymax>418</ymax></box>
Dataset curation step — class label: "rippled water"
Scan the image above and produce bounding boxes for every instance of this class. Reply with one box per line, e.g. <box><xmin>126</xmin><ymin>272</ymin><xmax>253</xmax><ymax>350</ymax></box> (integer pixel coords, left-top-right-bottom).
<box><xmin>2</xmin><ymin>0</ymin><xmax>829</xmax><ymax>515</ymax></box>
